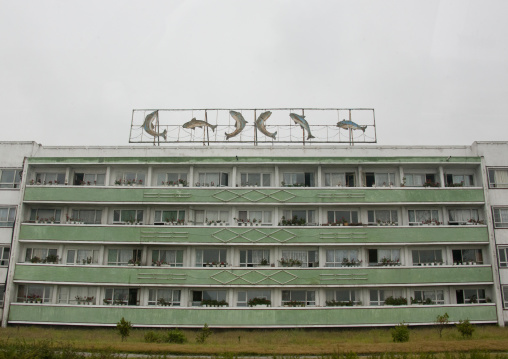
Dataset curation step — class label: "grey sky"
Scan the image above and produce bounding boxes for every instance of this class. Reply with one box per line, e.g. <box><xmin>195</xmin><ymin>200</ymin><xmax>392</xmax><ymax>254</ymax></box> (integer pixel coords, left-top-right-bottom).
<box><xmin>1</xmin><ymin>0</ymin><xmax>507</xmax><ymax>147</ymax></box>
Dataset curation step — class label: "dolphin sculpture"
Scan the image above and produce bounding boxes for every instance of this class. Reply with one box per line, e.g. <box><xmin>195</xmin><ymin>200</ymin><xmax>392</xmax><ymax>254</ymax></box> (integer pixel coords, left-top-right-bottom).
<box><xmin>183</xmin><ymin>118</ymin><xmax>218</xmax><ymax>132</ymax></box>
<box><xmin>143</xmin><ymin>110</ymin><xmax>167</xmax><ymax>140</ymax></box>
<box><xmin>255</xmin><ymin>111</ymin><xmax>277</xmax><ymax>139</ymax></box>
<box><xmin>226</xmin><ymin>111</ymin><xmax>248</xmax><ymax>140</ymax></box>
<box><xmin>289</xmin><ymin>113</ymin><xmax>315</xmax><ymax>140</ymax></box>
<box><xmin>337</xmin><ymin>120</ymin><xmax>367</xmax><ymax>132</ymax></box>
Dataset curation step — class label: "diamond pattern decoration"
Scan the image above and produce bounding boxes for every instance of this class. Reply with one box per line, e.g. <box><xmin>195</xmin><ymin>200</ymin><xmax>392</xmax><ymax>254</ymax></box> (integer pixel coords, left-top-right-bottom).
<box><xmin>211</xmin><ymin>228</ymin><xmax>297</xmax><ymax>243</ymax></box>
<box><xmin>212</xmin><ymin>189</ymin><xmax>296</xmax><ymax>203</ymax></box>
<box><xmin>211</xmin><ymin>269</ymin><xmax>298</xmax><ymax>285</ymax></box>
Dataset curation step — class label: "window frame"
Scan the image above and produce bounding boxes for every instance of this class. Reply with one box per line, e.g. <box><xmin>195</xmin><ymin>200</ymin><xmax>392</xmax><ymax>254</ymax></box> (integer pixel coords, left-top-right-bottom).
<box><xmin>197</xmin><ymin>172</ymin><xmax>229</xmax><ymax>187</ymax></box>
<box><xmin>281</xmin><ymin>290</ymin><xmax>316</xmax><ymax>306</ymax></box>
<box><xmin>239</xmin><ymin>249</ymin><xmax>271</xmax><ymax>267</ymax></box>
<box><xmin>498</xmin><ymin>247</ymin><xmax>508</xmax><ymax>267</ymax></box>
<box><xmin>0</xmin><ymin>247</ymin><xmax>10</xmax><ymax>266</ymax></box>
<box><xmin>325</xmin><ymin>248</ymin><xmax>360</xmax><ymax>267</ymax></box>
<box><xmin>0</xmin><ymin>207</ymin><xmax>16</xmax><ymax>227</ymax></box>
<box><xmin>411</xmin><ymin>249</ymin><xmax>443</xmax><ymax>266</ymax></box>
<box><xmin>237</xmin><ymin>210</ymin><xmax>272</xmax><ymax>225</ymax></box>
<box><xmin>493</xmin><ymin>207</ymin><xmax>508</xmax><ymax>228</ymax></box>
<box><xmin>151</xmin><ymin>249</ymin><xmax>184</xmax><ymax>267</ymax></box>
<box><xmin>107</xmin><ymin>248</ymin><xmax>142</xmax><ymax>266</ymax></box>
<box><xmin>280</xmin><ymin>249</ymin><xmax>318</xmax><ymax>268</ymax></box>
<box><xmin>192</xmin><ymin>289</ymin><xmax>227</xmax><ymax>306</ymax></box>
<box><xmin>281</xmin><ymin>209</ymin><xmax>316</xmax><ymax>225</ymax></box>
<box><xmin>240</xmin><ymin>172</ymin><xmax>271</xmax><ymax>187</ymax></box>
<box><xmin>17</xmin><ymin>284</ymin><xmax>52</xmax><ymax>303</ymax></box>
<box><xmin>237</xmin><ymin>289</ymin><xmax>272</xmax><ymax>307</ymax></box>
<box><xmin>25</xmin><ymin>247</ymin><xmax>58</xmax><ymax>263</ymax></box>
<box><xmin>157</xmin><ymin>172</ymin><xmax>188</xmax><ymax>187</ymax></box>
<box><xmin>196</xmin><ymin>248</ymin><xmax>227</xmax><ymax>267</ymax></box>
<box><xmin>66</xmin><ymin>249</ymin><xmax>100</xmax><ymax>265</ymax></box>
<box><xmin>407</xmin><ymin>209</ymin><xmax>440</xmax><ymax>226</ymax></box>
<box><xmin>0</xmin><ymin>168</ymin><xmax>22</xmax><ymax>188</ymax></box>
<box><xmin>148</xmin><ymin>288</ymin><xmax>181</xmax><ymax>306</ymax></box>
<box><xmin>30</xmin><ymin>208</ymin><xmax>61</xmax><ymax>223</ymax></box>
<box><xmin>71</xmin><ymin>209</ymin><xmax>102</xmax><ymax>224</ymax></box>
<box><xmin>281</xmin><ymin>172</ymin><xmax>315</xmax><ymax>187</ymax></box>
<box><xmin>154</xmin><ymin>209</ymin><xmax>186</xmax><ymax>224</ymax></box>
<box><xmin>488</xmin><ymin>168</ymin><xmax>508</xmax><ymax>188</ymax></box>
<box><xmin>413</xmin><ymin>289</ymin><xmax>444</xmax><ymax>305</ymax></box>
<box><xmin>113</xmin><ymin>209</ymin><xmax>144</xmax><ymax>224</ymax></box>
<box><xmin>326</xmin><ymin>289</ymin><xmax>360</xmax><ymax>305</ymax></box>
<box><xmin>34</xmin><ymin>172</ymin><xmax>66</xmax><ymax>185</ymax></box>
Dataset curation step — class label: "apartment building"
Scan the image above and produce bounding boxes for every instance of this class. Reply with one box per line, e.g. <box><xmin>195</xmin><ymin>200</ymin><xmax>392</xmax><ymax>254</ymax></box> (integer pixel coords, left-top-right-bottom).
<box><xmin>0</xmin><ymin>141</ymin><xmax>507</xmax><ymax>327</ymax></box>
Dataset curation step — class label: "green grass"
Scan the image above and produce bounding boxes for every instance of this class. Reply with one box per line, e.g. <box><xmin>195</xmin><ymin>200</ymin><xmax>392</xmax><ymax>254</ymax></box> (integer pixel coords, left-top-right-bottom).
<box><xmin>1</xmin><ymin>325</ymin><xmax>508</xmax><ymax>355</ymax></box>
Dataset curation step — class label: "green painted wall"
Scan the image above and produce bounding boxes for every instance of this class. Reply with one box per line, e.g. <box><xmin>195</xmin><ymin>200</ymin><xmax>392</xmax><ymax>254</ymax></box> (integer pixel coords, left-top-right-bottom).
<box><xmin>24</xmin><ymin>187</ymin><xmax>484</xmax><ymax>204</ymax></box>
<box><xmin>27</xmin><ymin>156</ymin><xmax>482</xmax><ymax>165</ymax></box>
<box><xmin>13</xmin><ymin>265</ymin><xmax>493</xmax><ymax>286</ymax></box>
<box><xmin>8</xmin><ymin>304</ymin><xmax>496</xmax><ymax>327</ymax></box>
<box><xmin>19</xmin><ymin>224</ymin><xmax>489</xmax><ymax>244</ymax></box>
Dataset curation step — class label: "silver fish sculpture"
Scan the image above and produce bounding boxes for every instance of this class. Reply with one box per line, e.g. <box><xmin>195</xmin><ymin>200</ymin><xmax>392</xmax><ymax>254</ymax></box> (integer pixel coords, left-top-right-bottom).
<box><xmin>183</xmin><ymin>118</ymin><xmax>218</xmax><ymax>132</ymax></box>
<box><xmin>289</xmin><ymin>113</ymin><xmax>315</xmax><ymax>140</ymax></box>
<box><xmin>226</xmin><ymin>111</ymin><xmax>248</xmax><ymax>140</ymax></box>
<box><xmin>143</xmin><ymin>110</ymin><xmax>167</xmax><ymax>140</ymax></box>
<box><xmin>255</xmin><ymin>111</ymin><xmax>277</xmax><ymax>139</ymax></box>
<box><xmin>337</xmin><ymin>120</ymin><xmax>367</xmax><ymax>132</ymax></box>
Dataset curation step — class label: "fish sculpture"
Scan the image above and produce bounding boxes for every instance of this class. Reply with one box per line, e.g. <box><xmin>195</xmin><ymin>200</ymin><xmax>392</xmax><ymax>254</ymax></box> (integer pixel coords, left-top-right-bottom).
<box><xmin>183</xmin><ymin>118</ymin><xmax>218</xmax><ymax>132</ymax></box>
<box><xmin>254</xmin><ymin>111</ymin><xmax>277</xmax><ymax>139</ymax></box>
<box><xmin>226</xmin><ymin>111</ymin><xmax>248</xmax><ymax>140</ymax></box>
<box><xmin>337</xmin><ymin>120</ymin><xmax>367</xmax><ymax>132</ymax></box>
<box><xmin>289</xmin><ymin>113</ymin><xmax>315</xmax><ymax>140</ymax></box>
<box><xmin>143</xmin><ymin>110</ymin><xmax>167</xmax><ymax>140</ymax></box>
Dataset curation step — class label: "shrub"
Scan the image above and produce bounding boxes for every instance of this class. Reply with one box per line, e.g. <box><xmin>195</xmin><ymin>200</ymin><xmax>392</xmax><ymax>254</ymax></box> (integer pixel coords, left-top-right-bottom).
<box><xmin>165</xmin><ymin>328</ymin><xmax>187</xmax><ymax>343</ymax></box>
<box><xmin>456</xmin><ymin>319</ymin><xmax>475</xmax><ymax>338</ymax></box>
<box><xmin>196</xmin><ymin>323</ymin><xmax>212</xmax><ymax>343</ymax></box>
<box><xmin>144</xmin><ymin>331</ymin><xmax>161</xmax><ymax>343</ymax></box>
<box><xmin>391</xmin><ymin>322</ymin><xmax>410</xmax><ymax>342</ymax></box>
<box><xmin>116</xmin><ymin>317</ymin><xmax>132</xmax><ymax>342</ymax></box>
<box><xmin>435</xmin><ymin>312</ymin><xmax>449</xmax><ymax>338</ymax></box>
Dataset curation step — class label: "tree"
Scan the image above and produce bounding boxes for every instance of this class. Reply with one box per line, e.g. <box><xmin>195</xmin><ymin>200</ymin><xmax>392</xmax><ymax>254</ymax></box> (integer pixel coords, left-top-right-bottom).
<box><xmin>435</xmin><ymin>312</ymin><xmax>449</xmax><ymax>338</ymax></box>
<box><xmin>456</xmin><ymin>319</ymin><xmax>475</xmax><ymax>338</ymax></box>
<box><xmin>196</xmin><ymin>323</ymin><xmax>212</xmax><ymax>343</ymax></box>
<box><xmin>116</xmin><ymin>317</ymin><xmax>132</xmax><ymax>342</ymax></box>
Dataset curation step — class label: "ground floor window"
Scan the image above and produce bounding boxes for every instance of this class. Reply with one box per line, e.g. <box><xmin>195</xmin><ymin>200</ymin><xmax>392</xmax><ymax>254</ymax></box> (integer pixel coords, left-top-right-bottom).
<box><xmin>192</xmin><ymin>290</ymin><xmax>227</xmax><ymax>306</ymax></box>
<box><xmin>413</xmin><ymin>289</ymin><xmax>444</xmax><ymax>305</ymax></box>
<box><xmin>148</xmin><ymin>289</ymin><xmax>181</xmax><ymax>306</ymax></box>
<box><xmin>237</xmin><ymin>290</ymin><xmax>272</xmax><ymax>307</ymax></box>
<box><xmin>58</xmin><ymin>286</ymin><xmax>96</xmax><ymax>305</ymax></box>
<box><xmin>17</xmin><ymin>285</ymin><xmax>52</xmax><ymax>303</ymax></box>
<box><xmin>456</xmin><ymin>288</ymin><xmax>487</xmax><ymax>304</ymax></box>
<box><xmin>282</xmin><ymin>290</ymin><xmax>315</xmax><ymax>306</ymax></box>
<box><xmin>326</xmin><ymin>289</ymin><xmax>360</xmax><ymax>306</ymax></box>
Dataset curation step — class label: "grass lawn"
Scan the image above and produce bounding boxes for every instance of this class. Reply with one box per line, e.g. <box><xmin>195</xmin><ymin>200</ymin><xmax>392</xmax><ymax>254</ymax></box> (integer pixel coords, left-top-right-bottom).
<box><xmin>1</xmin><ymin>325</ymin><xmax>508</xmax><ymax>355</ymax></box>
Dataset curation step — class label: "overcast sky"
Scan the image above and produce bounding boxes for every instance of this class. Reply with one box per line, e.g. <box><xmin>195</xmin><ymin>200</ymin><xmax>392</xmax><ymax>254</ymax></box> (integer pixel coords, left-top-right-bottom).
<box><xmin>1</xmin><ymin>0</ymin><xmax>507</xmax><ymax>147</ymax></box>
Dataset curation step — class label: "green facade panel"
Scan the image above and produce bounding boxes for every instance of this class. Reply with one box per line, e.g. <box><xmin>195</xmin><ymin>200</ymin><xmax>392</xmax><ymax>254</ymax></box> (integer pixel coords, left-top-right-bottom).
<box><xmin>23</xmin><ymin>187</ymin><xmax>484</xmax><ymax>204</ymax></box>
<box><xmin>8</xmin><ymin>304</ymin><xmax>496</xmax><ymax>327</ymax></box>
<box><xmin>13</xmin><ymin>265</ymin><xmax>493</xmax><ymax>286</ymax></box>
<box><xmin>19</xmin><ymin>224</ymin><xmax>489</xmax><ymax>244</ymax></box>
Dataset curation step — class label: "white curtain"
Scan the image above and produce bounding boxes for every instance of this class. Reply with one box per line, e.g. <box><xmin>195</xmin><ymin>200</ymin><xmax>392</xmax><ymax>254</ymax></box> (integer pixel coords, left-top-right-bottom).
<box><xmin>495</xmin><ymin>170</ymin><xmax>508</xmax><ymax>188</ymax></box>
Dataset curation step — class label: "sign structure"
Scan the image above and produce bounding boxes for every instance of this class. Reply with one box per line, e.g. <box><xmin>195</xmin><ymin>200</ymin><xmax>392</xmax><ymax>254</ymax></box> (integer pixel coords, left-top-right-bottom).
<box><xmin>129</xmin><ymin>108</ymin><xmax>376</xmax><ymax>145</ymax></box>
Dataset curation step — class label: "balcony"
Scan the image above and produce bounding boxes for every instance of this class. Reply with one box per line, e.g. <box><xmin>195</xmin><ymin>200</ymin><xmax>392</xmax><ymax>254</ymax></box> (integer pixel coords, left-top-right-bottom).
<box><xmin>8</xmin><ymin>303</ymin><xmax>497</xmax><ymax>327</ymax></box>
<box><xmin>13</xmin><ymin>265</ymin><xmax>494</xmax><ymax>287</ymax></box>
<box><xmin>19</xmin><ymin>223</ymin><xmax>489</xmax><ymax>245</ymax></box>
<box><xmin>23</xmin><ymin>186</ymin><xmax>485</xmax><ymax>205</ymax></box>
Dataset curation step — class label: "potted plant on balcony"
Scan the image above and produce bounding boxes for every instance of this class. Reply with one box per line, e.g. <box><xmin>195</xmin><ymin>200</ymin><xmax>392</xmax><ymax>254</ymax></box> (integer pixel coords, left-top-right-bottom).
<box><xmin>30</xmin><ymin>256</ymin><xmax>41</xmax><ymax>264</ymax></box>
<box><xmin>285</xmin><ymin>300</ymin><xmax>305</xmax><ymax>307</ymax></box>
<box><xmin>44</xmin><ymin>254</ymin><xmax>59</xmax><ymax>264</ymax></box>
<box><xmin>85</xmin><ymin>296</ymin><xmax>94</xmax><ymax>305</ymax></box>
<box><xmin>248</xmin><ymin>297</ymin><xmax>271</xmax><ymax>307</ymax></box>
<box><xmin>259</xmin><ymin>258</ymin><xmax>269</xmax><ymax>266</ymax></box>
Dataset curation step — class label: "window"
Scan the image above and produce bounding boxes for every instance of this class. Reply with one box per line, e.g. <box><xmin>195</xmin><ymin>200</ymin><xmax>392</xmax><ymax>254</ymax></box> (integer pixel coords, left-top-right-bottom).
<box><xmin>30</xmin><ymin>208</ymin><xmax>61</xmax><ymax>223</ymax></box>
<box><xmin>0</xmin><ymin>247</ymin><xmax>9</xmax><ymax>266</ymax></box>
<box><xmin>446</xmin><ymin>174</ymin><xmax>474</xmax><ymax>187</ymax></box>
<box><xmin>113</xmin><ymin>209</ymin><xmax>143</xmax><ymax>224</ymax></box>
<box><xmin>408</xmin><ymin>209</ymin><xmax>439</xmax><ymax>225</ymax></box>
<box><xmin>71</xmin><ymin>209</ymin><xmax>102</xmax><ymax>224</ymax></box>
<box><xmin>326</xmin><ymin>289</ymin><xmax>360</xmax><ymax>305</ymax></box>
<box><xmin>157</xmin><ymin>172</ymin><xmax>188</xmax><ymax>186</ymax></box>
<box><xmin>116</xmin><ymin>171</ymin><xmax>146</xmax><ymax>186</ymax></box>
<box><xmin>73</xmin><ymin>173</ymin><xmax>105</xmax><ymax>186</ymax></box>
<box><xmin>66</xmin><ymin>249</ymin><xmax>99</xmax><ymax>265</ymax></box>
<box><xmin>281</xmin><ymin>210</ymin><xmax>316</xmax><ymax>225</ymax></box>
<box><xmin>448</xmin><ymin>209</ymin><xmax>479</xmax><ymax>225</ymax></box>
<box><xmin>25</xmin><ymin>248</ymin><xmax>57</xmax><ymax>263</ymax></box>
<box><xmin>365</xmin><ymin>172</ymin><xmax>395</xmax><ymax>187</ymax></box>
<box><xmin>369</xmin><ymin>289</ymin><xmax>403</xmax><ymax>306</ymax></box>
<box><xmin>107</xmin><ymin>249</ymin><xmax>142</xmax><ymax>265</ymax></box>
<box><xmin>404</xmin><ymin>173</ymin><xmax>437</xmax><ymax>187</ymax></box>
<box><xmin>35</xmin><ymin>172</ymin><xmax>65</xmax><ymax>185</ymax></box>
<box><xmin>412</xmin><ymin>249</ymin><xmax>443</xmax><ymax>265</ymax></box>
<box><xmin>452</xmin><ymin>249</ymin><xmax>483</xmax><ymax>264</ymax></box>
<box><xmin>237</xmin><ymin>290</ymin><xmax>272</xmax><ymax>306</ymax></box>
<box><xmin>413</xmin><ymin>289</ymin><xmax>444</xmax><ymax>305</ymax></box>
<box><xmin>368</xmin><ymin>249</ymin><xmax>400</xmax><ymax>266</ymax></box>
<box><xmin>192</xmin><ymin>290</ymin><xmax>227</xmax><ymax>306</ymax></box>
<box><xmin>0</xmin><ymin>207</ymin><xmax>16</xmax><ymax>226</ymax></box>
<box><xmin>240</xmin><ymin>173</ymin><xmax>271</xmax><ymax>187</ymax></box>
<box><xmin>0</xmin><ymin>169</ymin><xmax>21</xmax><ymax>188</ymax></box>
<box><xmin>194</xmin><ymin>210</ymin><xmax>229</xmax><ymax>225</ymax></box>
<box><xmin>239</xmin><ymin>249</ymin><xmax>270</xmax><ymax>267</ymax></box>
<box><xmin>197</xmin><ymin>172</ymin><xmax>229</xmax><ymax>187</ymax></box>
<box><xmin>104</xmin><ymin>288</ymin><xmax>139</xmax><ymax>305</ymax></box>
<box><xmin>282</xmin><ymin>290</ymin><xmax>315</xmax><ymax>306</ymax></box>
<box><xmin>154</xmin><ymin>210</ymin><xmax>185</xmax><ymax>224</ymax></box>
<box><xmin>367</xmin><ymin>210</ymin><xmax>398</xmax><ymax>225</ymax></box>
<box><xmin>196</xmin><ymin>248</ymin><xmax>227</xmax><ymax>267</ymax></box>
<box><xmin>503</xmin><ymin>286</ymin><xmax>508</xmax><ymax>308</ymax></box>
<box><xmin>499</xmin><ymin>247</ymin><xmax>508</xmax><ymax>267</ymax></box>
<box><xmin>151</xmin><ymin>249</ymin><xmax>184</xmax><ymax>266</ymax></box>
<box><xmin>58</xmin><ymin>286</ymin><xmax>97</xmax><ymax>305</ymax></box>
<box><xmin>493</xmin><ymin>208</ymin><xmax>508</xmax><ymax>228</ymax></box>
<box><xmin>327</xmin><ymin>210</ymin><xmax>359</xmax><ymax>224</ymax></box>
<box><xmin>324</xmin><ymin>172</ymin><xmax>355</xmax><ymax>187</ymax></box>
<box><xmin>280</xmin><ymin>250</ymin><xmax>318</xmax><ymax>267</ymax></box>
<box><xmin>17</xmin><ymin>285</ymin><xmax>52</xmax><ymax>303</ymax></box>
<box><xmin>456</xmin><ymin>288</ymin><xmax>487</xmax><ymax>304</ymax></box>
<box><xmin>237</xmin><ymin>210</ymin><xmax>272</xmax><ymax>225</ymax></box>
<box><xmin>488</xmin><ymin>168</ymin><xmax>508</xmax><ymax>188</ymax></box>
<box><xmin>148</xmin><ymin>289</ymin><xmax>181</xmax><ymax>306</ymax></box>
<box><xmin>325</xmin><ymin>249</ymin><xmax>360</xmax><ymax>267</ymax></box>
<box><xmin>0</xmin><ymin>285</ymin><xmax>4</xmax><ymax>306</ymax></box>
<box><xmin>282</xmin><ymin>172</ymin><xmax>314</xmax><ymax>187</ymax></box>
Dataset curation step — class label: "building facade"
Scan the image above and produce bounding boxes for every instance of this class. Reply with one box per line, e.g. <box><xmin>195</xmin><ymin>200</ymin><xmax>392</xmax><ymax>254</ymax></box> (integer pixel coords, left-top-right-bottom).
<box><xmin>0</xmin><ymin>141</ymin><xmax>507</xmax><ymax>327</ymax></box>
